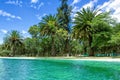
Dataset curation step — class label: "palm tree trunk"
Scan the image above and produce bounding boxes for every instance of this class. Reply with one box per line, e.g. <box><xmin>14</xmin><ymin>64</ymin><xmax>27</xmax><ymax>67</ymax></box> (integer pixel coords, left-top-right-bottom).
<box><xmin>64</xmin><ymin>33</ymin><xmax>70</xmax><ymax>56</ymax></box>
<box><xmin>64</xmin><ymin>37</ymin><xmax>70</xmax><ymax>56</ymax></box>
<box><xmin>88</xmin><ymin>35</ymin><xmax>94</xmax><ymax>56</ymax></box>
<box><xmin>83</xmin><ymin>32</ymin><xmax>87</xmax><ymax>55</ymax></box>
<box><xmin>12</xmin><ymin>46</ymin><xmax>15</xmax><ymax>56</ymax></box>
<box><xmin>83</xmin><ymin>41</ymin><xmax>87</xmax><ymax>54</ymax></box>
<box><xmin>51</xmin><ymin>35</ymin><xmax>55</xmax><ymax>56</ymax></box>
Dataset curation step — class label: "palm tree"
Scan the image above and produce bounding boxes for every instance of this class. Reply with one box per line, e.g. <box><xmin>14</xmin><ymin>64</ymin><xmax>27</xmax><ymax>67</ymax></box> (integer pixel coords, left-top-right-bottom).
<box><xmin>73</xmin><ymin>7</ymin><xmax>111</xmax><ymax>56</ymax></box>
<box><xmin>39</xmin><ymin>15</ymin><xmax>58</xmax><ymax>56</ymax></box>
<box><xmin>4</xmin><ymin>30</ymin><xmax>23</xmax><ymax>56</ymax></box>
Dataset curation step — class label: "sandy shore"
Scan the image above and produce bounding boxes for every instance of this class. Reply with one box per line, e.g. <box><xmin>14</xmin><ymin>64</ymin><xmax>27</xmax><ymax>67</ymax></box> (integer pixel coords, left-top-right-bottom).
<box><xmin>0</xmin><ymin>56</ymin><xmax>120</xmax><ymax>62</ymax></box>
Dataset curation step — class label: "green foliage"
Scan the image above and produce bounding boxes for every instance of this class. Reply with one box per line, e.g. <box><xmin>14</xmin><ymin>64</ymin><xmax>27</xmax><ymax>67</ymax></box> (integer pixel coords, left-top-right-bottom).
<box><xmin>39</xmin><ymin>15</ymin><xmax>58</xmax><ymax>56</ymax></box>
<box><xmin>73</xmin><ymin>7</ymin><xmax>113</xmax><ymax>56</ymax></box>
<box><xmin>39</xmin><ymin>15</ymin><xmax>58</xmax><ymax>36</ymax></box>
<box><xmin>109</xmin><ymin>31</ymin><xmax>120</xmax><ymax>45</ymax></box>
<box><xmin>113</xmin><ymin>23</ymin><xmax>120</xmax><ymax>33</ymax></box>
<box><xmin>70</xmin><ymin>39</ymin><xmax>83</xmax><ymax>55</ymax></box>
<box><xmin>28</xmin><ymin>25</ymin><xmax>40</xmax><ymax>38</ymax></box>
<box><xmin>0</xmin><ymin>45</ymin><xmax>2</xmax><ymax>52</ymax></box>
<box><xmin>3</xmin><ymin>30</ymin><xmax>23</xmax><ymax>56</ymax></box>
<box><xmin>92</xmin><ymin>22</ymin><xmax>112</xmax><ymax>48</ymax></box>
<box><xmin>0</xmin><ymin>50</ymin><xmax>11</xmax><ymax>56</ymax></box>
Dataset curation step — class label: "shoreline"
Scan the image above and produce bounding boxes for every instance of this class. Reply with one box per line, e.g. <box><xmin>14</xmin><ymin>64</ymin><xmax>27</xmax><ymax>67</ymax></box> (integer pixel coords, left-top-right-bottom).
<box><xmin>0</xmin><ymin>56</ymin><xmax>120</xmax><ymax>62</ymax></box>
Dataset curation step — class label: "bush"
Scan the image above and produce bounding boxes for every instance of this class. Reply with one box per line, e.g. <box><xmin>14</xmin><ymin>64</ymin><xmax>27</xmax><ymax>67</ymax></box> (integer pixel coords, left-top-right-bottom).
<box><xmin>0</xmin><ymin>50</ymin><xmax>11</xmax><ymax>56</ymax></box>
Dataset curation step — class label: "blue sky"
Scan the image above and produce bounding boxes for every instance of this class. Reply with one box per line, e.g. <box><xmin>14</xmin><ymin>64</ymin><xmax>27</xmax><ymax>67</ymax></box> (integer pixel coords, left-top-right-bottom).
<box><xmin>0</xmin><ymin>0</ymin><xmax>120</xmax><ymax>44</ymax></box>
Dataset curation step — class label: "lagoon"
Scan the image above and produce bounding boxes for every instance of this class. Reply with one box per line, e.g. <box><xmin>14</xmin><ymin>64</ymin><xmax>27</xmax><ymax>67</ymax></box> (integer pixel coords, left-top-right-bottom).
<box><xmin>0</xmin><ymin>58</ymin><xmax>120</xmax><ymax>80</ymax></box>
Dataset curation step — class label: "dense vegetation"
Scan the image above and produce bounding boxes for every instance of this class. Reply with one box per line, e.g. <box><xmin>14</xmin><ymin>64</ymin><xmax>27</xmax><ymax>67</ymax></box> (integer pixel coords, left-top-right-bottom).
<box><xmin>0</xmin><ymin>0</ymin><xmax>120</xmax><ymax>57</ymax></box>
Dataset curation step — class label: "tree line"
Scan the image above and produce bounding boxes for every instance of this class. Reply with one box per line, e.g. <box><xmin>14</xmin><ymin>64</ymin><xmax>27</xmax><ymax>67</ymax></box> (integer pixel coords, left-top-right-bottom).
<box><xmin>0</xmin><ymin>0</ymin><xmax>120</xmax><ymax>57</ymax></box>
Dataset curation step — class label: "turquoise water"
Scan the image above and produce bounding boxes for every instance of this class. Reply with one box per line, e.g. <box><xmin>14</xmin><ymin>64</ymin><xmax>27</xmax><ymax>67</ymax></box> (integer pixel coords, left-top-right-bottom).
<box><xmin>0</xmin><ymin>58</ymin><xmax>120</xmax><ymax>80</ymax></box>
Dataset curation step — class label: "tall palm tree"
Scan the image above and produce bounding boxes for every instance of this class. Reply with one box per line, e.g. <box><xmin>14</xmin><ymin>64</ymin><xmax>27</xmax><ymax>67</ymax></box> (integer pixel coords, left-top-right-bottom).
<box><xmin>73</xmin><ymin>7</ymin><xmax>111</xmax><ymax>56</ymax></box>
<box><xmin>39</xmin><ymin>15</ymin><xmax>58</xmax><ymax>56</ymax></box>
<box><xmin>4</xmin><ymin>30</ymin><xmax>23</xmax><ymax>56</ymax></box>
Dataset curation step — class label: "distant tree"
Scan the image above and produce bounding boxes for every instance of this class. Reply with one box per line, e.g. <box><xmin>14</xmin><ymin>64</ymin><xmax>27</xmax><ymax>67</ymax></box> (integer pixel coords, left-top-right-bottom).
<box><xmin>92</xmin><ymin>22</ymin><xmax>112</xmax><ymax>54</ymax></box>
<box><xmin>4</xmin><ymin>30</ymin><xmax>23</xmax><ymax>56</ymax></box>
<box><xmin>28</xmin><ymin>25</ymin><xmax>40</xmax><ymax>38</ymax></box>
<box><xmin>108</xmin><ymin>23</ymin><xmax>120</xmax><ymax>54</ymax></box>
<box><xmin>113</xmin><ymin>23</ymin><xmax>120</xmax><ymax>33</ymax></box>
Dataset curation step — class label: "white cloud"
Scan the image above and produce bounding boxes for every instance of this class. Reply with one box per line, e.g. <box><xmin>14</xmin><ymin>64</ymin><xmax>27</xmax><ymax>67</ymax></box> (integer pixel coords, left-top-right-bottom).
<box><xmin>21</xmin><ymin>30</ymin><xmax>30</xmax><ymax>38</ymax></box>
<box><xmin>38</xmin><ymin>2</ymin><xmax>44</xmax><ymax>10</ymax></box>
<box><xmin>5</xmin><ymin>0</ymin><xmax>23</xmax><ymax>7</ymax></box>
<box><xmin>23</xmin><ymin>35</ymin><xmax>31</xmax><ymax>38</ymax></box>
<box><xmin>36</xmin><ymin>13</ymin><xmax>46</xmax><ymax>20</ymax></box>
<box><xmin>16</xmin><ymin>16</ymin><xmax>22</xmax><ymax>20</ymax></box>
<box><xmin>71</xmin><ymin>0</ymin><xmax>81</xmax><ymax>5</ymax></box>
<box><xmin>72</xmin><ymin>0</ymin><xmax>98</xmax><ymax>17</ymax></box>
<box><xmin>72</xmin><ymin>6</ymin><xmax>79</xmax><ymax>13</ymax></box>
<box><xmin>0</xmin><ymin>29</ymin><xmax>8</xmax><ymax>34</ymax></box>
<box><xmin>30</xmin><ymin>5</ymin><xmax>37</xmax><ymax>9</ymax></box>
<box><xmin>31</xmin><ymin>0</ymin><xmax>38</xmax><ymax>3</ymax></box>
<box><xmin>97</xmin><ymin>0</ymin><xmax>120</xmax><ymax>22</ymax></box>
<box><xmin>36</xmin><ymin>14</ymin><xmax>42</xmax><ymax>20</ymax></box>
<box><xmin>0</xmin><ymin>10</ymin><xmax>22</xmax><ymax>20</ymax></box>
<box><xmin>82</xmin><ymin>0</ymin><xmax>98</xmax><ymax>9</ymax></box>
<box><xmin>71</xmin><ymin>6</ymin><xmax>79</xmax><ymax>20</ymax></box>
<box><xmin>21</xmin><ymin>30</ymin><xmax>27</xmax><ymax>34</ymax></box>
<box><xmin>31</xmin><ymin>2</ymin><xmax>44</xmax><ymax>10</ymax></box>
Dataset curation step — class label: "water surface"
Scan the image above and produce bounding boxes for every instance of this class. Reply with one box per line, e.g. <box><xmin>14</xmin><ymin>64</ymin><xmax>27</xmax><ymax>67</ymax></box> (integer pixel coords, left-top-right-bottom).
<box><xmin>0</xmin><ymin>58</ymin><xmax>120</xmax><ymax>80</ymax></box>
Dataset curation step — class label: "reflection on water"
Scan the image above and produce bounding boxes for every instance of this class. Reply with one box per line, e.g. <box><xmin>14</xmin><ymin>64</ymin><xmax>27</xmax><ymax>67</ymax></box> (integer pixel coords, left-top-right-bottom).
<box><xmin>0</xmin><ymin>59</ymin><xmax>120</xmax><ymax>80</ymax></box>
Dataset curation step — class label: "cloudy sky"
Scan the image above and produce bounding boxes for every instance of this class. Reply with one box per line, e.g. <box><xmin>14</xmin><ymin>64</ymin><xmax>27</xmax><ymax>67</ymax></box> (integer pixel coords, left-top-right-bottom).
<box><xmin>0</xmin><ymin>0</ymin><xmax>120</xmax><ymax>44</ymax></box>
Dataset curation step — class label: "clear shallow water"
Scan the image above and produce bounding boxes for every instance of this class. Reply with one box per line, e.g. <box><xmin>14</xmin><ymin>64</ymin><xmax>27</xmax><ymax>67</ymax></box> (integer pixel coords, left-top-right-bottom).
<box><xmin>0</xmin><ymin>58</ymin><xmax>120</xmax><ymax>80</ymax></box>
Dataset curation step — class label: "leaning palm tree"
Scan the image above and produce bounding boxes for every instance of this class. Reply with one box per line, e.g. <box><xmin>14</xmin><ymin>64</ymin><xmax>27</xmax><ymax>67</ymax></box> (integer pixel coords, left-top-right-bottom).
<box><xmin>4</xmin><ymin>30</ymin><xmax>23</xmax><ymax>56</ymax></box>
<box><xmin>73</xmin><ymin>7</ymin><xmax>111</xmax><ymax>56</ymax></box>
<box><xmin>39</xmin><ymin>15</ymin><xmax>58</xmax><ymax>56</ymax></box>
